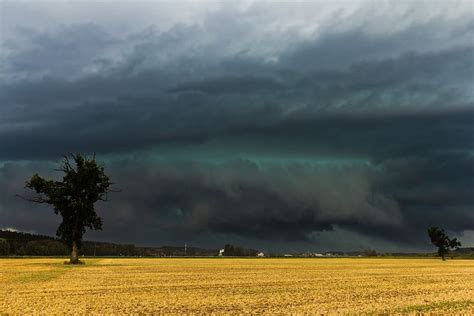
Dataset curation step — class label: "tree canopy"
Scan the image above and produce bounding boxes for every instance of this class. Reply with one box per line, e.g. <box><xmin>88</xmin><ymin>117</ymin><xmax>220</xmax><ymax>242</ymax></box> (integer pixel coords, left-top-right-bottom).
<box><xmin>427</xmin><ymin>227</ymin><xmax>461</xmax><ymax>260</ymax></box>
<box><xmin>23</xmin><ymin>154</ymin><xmax>115</xmax><ymax>264</ymax></box>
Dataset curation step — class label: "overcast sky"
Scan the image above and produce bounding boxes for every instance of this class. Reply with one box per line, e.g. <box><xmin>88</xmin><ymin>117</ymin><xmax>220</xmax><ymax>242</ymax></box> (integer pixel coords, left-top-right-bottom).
<box><xmin>1</xmin><ymin>0</ymin><xmax>473</xmax><ymax>252</ymax></box>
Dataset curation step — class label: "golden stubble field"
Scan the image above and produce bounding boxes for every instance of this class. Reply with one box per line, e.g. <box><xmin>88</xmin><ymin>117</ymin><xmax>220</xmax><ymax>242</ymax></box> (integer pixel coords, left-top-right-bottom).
<box><xmin>1</xmin><ymin>258</ymin><xmax>474</xmax><ymax>314</ymax></box>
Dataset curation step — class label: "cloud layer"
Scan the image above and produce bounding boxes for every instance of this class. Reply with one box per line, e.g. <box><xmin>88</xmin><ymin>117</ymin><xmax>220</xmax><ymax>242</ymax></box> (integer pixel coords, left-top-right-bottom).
<box><xmin>1</xmin><ymin>0</ymin><xmax>473</xmax><ymax>251</ymax></box>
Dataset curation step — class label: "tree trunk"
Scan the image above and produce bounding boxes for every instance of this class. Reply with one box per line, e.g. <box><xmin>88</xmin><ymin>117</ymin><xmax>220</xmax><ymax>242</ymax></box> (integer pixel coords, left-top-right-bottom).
<box><xmin>70</xmin><ymin>240</ymin><xmax>79</xmax><ymax>264</ymax></box>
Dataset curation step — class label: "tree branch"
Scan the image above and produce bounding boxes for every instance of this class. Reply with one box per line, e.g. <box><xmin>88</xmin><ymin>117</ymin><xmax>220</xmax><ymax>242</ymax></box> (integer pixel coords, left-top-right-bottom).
<box><xmin>15</xmin><ymin>194</ymin><xmax>49</xmax><ymax>204</ymax></box>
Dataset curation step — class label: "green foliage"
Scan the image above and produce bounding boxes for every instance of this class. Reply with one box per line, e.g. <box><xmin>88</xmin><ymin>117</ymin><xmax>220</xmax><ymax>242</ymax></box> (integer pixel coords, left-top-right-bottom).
<box><xmin>24</xmin><ymin>154</ymin><xmax>114</xmax><ymax>262</ymax></box>
<box><xmin>0</xmin><ymin>230</ymin><xmax>53</xmax><ymax>241</ymax></box>
<box><xmin>427</xmin><ymin>227</ymin><xmax>461</xmax><ymax>260</ymax></box>
<box><xmin>223</xmin><ymin>244</ymin><xmax>259</xmax><ymax>256</ymax></box>
<box><xmin>0</xmin><ymin>239</ymin><xmax>10</xmax><ymax>256</ymax></box>
<box><xmin>81</xmin><ymin>242</ymin><xmax>137</xmax><ymax>256</ymax></box>
<box><xmin>361</xmin><ymin>248</ymin><xmax>378</xmax><ymax>257</ymax></box>
<box><xmin>1</xmin><ymin>230</ymin><xmax>218</xmax><ymax>257</ymax></box>
<box><xmin>25</xmin><ymin>240</ymin><xmax>69</xmax><ymax>256</ymax></box>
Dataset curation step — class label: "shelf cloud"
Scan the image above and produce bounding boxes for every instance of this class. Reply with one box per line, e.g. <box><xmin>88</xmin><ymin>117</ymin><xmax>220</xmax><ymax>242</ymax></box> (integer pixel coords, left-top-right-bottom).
<box><xmin>1</xmin><ymin>0</ymin><xmax>473</xmax><ymax>251</ymax></box>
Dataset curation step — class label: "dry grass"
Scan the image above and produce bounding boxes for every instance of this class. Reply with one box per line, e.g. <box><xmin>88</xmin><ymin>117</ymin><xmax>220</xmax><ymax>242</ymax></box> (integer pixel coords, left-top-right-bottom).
<box><xmin>1</xmin><ymin>257</ymin><xmax>474</xmax><ymax>314</ymax></box>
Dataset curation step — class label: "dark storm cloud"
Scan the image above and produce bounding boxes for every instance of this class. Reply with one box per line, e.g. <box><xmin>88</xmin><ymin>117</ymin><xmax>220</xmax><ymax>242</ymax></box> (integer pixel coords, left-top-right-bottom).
<box><xmin>0</xmin><ymin>158</ymin><xmax>400</xmax><ymax>242</ymax></box>
<box><xmin>1</xmin><ymin>1</ymin><xmax>474</xmax><ymax>250</ymax></box>
<box><xmin>2</xmin><ymin>152</ymin><xmax>473</xmax><ymax>249</ymax></box>
<box><xmin>1</xmin><ymin>44</ymin><xmax>472</xmax><ymax>160</ymax></box>
<box><xmin>2</xmin><ymin>23</ymin><xmax>121</xmax><ymax>79</ymax></box>
<box><xmin>279</xmin><ymin>18</ymin><xmax>474</xmax><ymax>71</ymax></box>
<box><xmin>0</xmin><ymin>162</ymin><xmax>60</xmax><ymax>234</ymax></box>
<box><xmin>168</xmin><ymin>75</ymin><xmax>284</xmax><ymax>94</ymax></box>
<box><xmin>112</xmin><ymin>153</ymin><xmax>472</xmax><ymax>248</ymax></box>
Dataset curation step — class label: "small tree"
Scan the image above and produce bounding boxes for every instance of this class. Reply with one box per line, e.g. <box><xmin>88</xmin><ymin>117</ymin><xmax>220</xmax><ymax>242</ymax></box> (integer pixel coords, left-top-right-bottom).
<box><xmin>427</xmin><ymin>227</ymin><xmax>461</xmax><ymax>261</ymax></box>
<box><xmin>22</xmin><ymin>154</ymin><xmax>115</xmax><ymax>264</ymax></box>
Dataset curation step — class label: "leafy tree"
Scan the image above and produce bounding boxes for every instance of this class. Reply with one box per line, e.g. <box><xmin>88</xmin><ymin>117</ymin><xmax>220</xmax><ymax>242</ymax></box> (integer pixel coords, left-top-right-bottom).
<box><xmin>0</xmin><ymin>239</ymin><xmax>10</xmax><ymax>256</ymax></box>
<box><xmin>22</xmin><ymin>154</ymin><xmax>115</xmax><ymax>264</ymax></box>
<box><xmin>427</xmin><ymin>227</ymin><xmax>461</xmax><ymax>260</ymax></box>
<box><xmin>362</xmin><ymin>248</ymin><xmax>377</xmax><ymax>257</ymax></box>
<box><xmin>223</xmin><ymin>244</ymin><xmax>235</xmax><ymax>256</ymax></box>
<box><xmin>223</xmin><ymin>244</ymin><xmax>258</xmax><ymax>256</ymax></box>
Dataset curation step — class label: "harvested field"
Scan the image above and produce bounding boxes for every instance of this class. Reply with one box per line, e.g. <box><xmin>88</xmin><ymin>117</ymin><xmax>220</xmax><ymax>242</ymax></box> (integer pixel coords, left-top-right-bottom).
<box><xmin>1</xmin><ymin>258</ymin><xmax>474</xmax><ymax>313</ymax></box>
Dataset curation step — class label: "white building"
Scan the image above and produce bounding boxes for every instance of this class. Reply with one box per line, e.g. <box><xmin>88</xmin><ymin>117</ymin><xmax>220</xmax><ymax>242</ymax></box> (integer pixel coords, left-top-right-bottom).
<box><xmin>257</xmin><ymin>252</ymin><xmax>265</xmax><ymax>257</ymax></box>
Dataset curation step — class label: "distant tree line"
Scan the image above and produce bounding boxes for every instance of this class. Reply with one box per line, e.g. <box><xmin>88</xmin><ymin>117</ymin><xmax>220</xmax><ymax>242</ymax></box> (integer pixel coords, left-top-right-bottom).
<box><xmin>0</xmin><ymin>230</ymin><xmax>66</xmax><ymax>256</ymax></box>
<box><xmin>0</xmin><ymin>234</ymin><xmax>136</xmax><ymax>257</ymax></box>
<box><xmin>0</xmin><ymin>230</ymin><xmax>219</xmax><ymax>257</ymax></box>
<box><xmin>223</xmin><ymin>244</ymin><xmax>259</xmax><ymax>256</ymax></box>
<box><xmin>0</xmin><ymin>239</ymin><xmax>67</xmax><ymax>256</ymax></box>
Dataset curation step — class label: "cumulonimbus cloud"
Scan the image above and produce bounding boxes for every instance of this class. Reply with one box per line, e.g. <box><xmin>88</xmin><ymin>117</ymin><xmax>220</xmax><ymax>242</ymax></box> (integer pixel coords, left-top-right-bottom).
<box><xmin>1</xmin><ymin>0</ymin><xmax>473</xmax><ymax>250</ymax></box>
